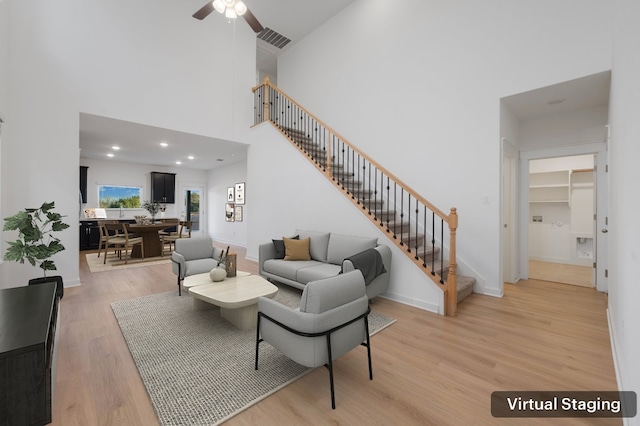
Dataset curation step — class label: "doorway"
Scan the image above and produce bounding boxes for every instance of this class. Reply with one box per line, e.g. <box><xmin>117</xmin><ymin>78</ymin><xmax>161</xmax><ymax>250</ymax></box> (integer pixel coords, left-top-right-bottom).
<box><xmin>520</xmin><ymin>148</ymin><xmax>607</xmax><ymax>292</ymax></box>
<box><xmin>180</xmin><ymin>185</ymin><xmax>204</xmax><ymax>238</ymax></box>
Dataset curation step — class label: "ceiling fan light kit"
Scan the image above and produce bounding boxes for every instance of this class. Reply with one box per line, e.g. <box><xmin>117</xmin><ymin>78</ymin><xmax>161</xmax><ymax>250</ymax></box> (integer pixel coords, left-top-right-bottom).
<box><xmin>194</xmin><ymin>0</ymin><xmax>264</xmax><ymax>34</ymax></box>
<box><xmin>212</xmin><ymin>0</ymin><xmax>247</xmax><ymax>17</ymax></box>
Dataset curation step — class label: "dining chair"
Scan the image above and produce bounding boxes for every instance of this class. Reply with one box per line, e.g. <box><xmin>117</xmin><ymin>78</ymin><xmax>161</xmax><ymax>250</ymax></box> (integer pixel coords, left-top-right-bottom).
<box><xmin>96</xmin><ymin>220</ymin><xmax>119</xmax><ymax>258</ymax></box>
<box><xmin>103</xmin><ymin>223</ymin><xmax>144</xmax><ymax>264</ymax></box>
<box><xmin>120</xmin><ymin>223</ymin><xmax>144</xmax><ymax>264</ymax></box>
<box><xmin>161</xmin><ymin>220</ymin><xmax>192</xmax><ymax>256</ymax></box>
<box><xmin>103</xmin><ymin>223</ymin><xmax>126</xmax><ymax>264</ymax></box>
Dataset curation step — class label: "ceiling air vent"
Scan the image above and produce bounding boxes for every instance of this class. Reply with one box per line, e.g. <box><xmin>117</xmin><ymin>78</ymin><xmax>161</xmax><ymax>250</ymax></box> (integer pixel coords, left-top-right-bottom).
<box><xmin>257</xmin><ymin>27</ymin><xmax>291</xmax><ymax>49</ymax></box>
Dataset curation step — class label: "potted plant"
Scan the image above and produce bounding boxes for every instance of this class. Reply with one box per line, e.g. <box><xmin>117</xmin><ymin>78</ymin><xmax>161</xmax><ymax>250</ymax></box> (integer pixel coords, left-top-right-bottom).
<box><xmin>3</xmin><ymin>201</ymin><xmax>69</xmax><ymax>298</ymax></box>
<box><xmin>142</xmin><ymin>200</ymin><xmax>161</xmax><ymax>222</ymax></box>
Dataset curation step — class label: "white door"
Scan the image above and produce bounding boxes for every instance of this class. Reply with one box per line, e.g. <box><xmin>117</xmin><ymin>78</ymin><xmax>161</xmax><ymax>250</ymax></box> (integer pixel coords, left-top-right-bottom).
<box><xmin>179</xmin><ymin>185</ymin><xmax>205</xmax><ymax>237</ymax></box>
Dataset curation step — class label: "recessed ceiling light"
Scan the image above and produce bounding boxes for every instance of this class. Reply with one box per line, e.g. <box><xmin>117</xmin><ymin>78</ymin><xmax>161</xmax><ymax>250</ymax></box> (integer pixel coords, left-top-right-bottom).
<box><xmin>107</xmin><ymin>153</ymin><xmax>114</xmax><ymax>157</ymax></box>
<box><xmin>160</xmin><ymin>142</ymin><xmax>168</xmax><ymax>147</ymax></box>
<box><xmin>176</xmin><ymin>161</ymin><xmax>182</xmax><ymax>165</ymax></box>
<box><xmin>112</xmin><ymin>145</ymin><xmax>120</xmax><ymax>150</ymax></box>
<box><xmin>188</xmin><ymin>156</ymin><xmax>195</xmax><ymax>160</ymax></box>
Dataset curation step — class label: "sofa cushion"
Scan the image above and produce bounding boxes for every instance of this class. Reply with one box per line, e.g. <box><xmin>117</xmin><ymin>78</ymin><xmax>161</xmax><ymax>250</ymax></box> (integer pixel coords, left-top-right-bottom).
<box><xmin>296</xmin><ymin>263</ymin><xmax>342</xmax><ymax>284</ymax></box>
<box><xmin>184</xmin><ymin>258</ymin><xmax>220</xmax><ymax>277</ymax></box>
<box><xmin>284</xmin><ymin>237</ymin><xmax>311</xmax><ymax>261</ymax></box>
<box><xmin>327</xmin><ymin>233</ymin><xmax>378</xmax><ymax>265</ymax></box>
<box><xmin>263</xmin><ymin>259</ymin><xmax>324</xmax><ymax>281</ymax></box>
<box><xmin>295</xmin><ymin>229</ymin><xmax>331</xmax><ymax>262</ymax></box>
<box><xmin>272</xmin><ymin>235</ymin><xmax>299</xmax><ymax>259</ymax></box>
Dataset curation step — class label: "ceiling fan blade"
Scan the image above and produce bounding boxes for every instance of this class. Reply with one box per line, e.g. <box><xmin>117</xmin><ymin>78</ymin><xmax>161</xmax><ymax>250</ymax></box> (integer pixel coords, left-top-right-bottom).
<box><xmin>193</xmin><ymin>2</ymin><xmax>214</xmax><ymax>20</ymax></box>
<box><xmin>243</xmin><ymin>8</ymin><xmax>264</xmax><ymax>33</ymax></box>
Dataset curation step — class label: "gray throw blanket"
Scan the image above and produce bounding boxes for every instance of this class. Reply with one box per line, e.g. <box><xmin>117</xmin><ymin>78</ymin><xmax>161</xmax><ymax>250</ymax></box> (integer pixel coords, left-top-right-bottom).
<box><xmin>342</xmin><ymin>248</ymin><xmax>386</xmax><ymax>286</ymax></box>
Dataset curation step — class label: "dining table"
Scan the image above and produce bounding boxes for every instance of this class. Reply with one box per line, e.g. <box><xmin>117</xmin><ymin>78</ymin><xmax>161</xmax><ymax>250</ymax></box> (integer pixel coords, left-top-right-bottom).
<box><xmin>128</xmin><ymin>223</ymin><xmax>174</xmax><ymax>258</ymax></box>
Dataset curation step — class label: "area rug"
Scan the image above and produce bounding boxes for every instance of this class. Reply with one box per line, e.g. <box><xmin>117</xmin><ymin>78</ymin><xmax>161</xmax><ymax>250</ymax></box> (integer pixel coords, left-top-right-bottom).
<box><xmin>111</xmin><ymin>284</ymin><xmax>395</xmax><ymax>425</ymax></box>
<box><xmin>85</xmin><ymin>252</ymin><xmax>171</xmax><ymax>273</ymax></box>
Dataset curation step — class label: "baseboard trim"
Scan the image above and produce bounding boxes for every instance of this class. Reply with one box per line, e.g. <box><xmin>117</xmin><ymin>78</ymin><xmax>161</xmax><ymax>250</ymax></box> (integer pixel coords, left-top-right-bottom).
<box><xmin>607</xmin><ymin>309</ymin><xmax>624</xmax><ymax>391</ymax></box>
<box><xmin>380</xmin><ymin>291</ymin><xmax>440</xmax><ymax>314</ymax></box>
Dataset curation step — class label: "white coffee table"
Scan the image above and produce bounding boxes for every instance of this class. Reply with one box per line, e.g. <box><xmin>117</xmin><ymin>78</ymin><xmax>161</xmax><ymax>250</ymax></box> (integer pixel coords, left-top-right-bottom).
<box><xmin>186</xmin><ymin>273</ymin><xmax>278</xmax><ymax>330</ymax></box>
<box><xmin>182</xmin><ymin>270</ymin><xmax>251</xmax><ymax>293</ymax></box>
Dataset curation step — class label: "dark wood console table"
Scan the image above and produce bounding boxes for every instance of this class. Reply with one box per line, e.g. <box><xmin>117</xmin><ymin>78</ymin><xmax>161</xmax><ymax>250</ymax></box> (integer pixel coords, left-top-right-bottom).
<box><xmin>0</xmin><ymin>282</ymin><xmax>60</xmax><ymax>425</ymax></box>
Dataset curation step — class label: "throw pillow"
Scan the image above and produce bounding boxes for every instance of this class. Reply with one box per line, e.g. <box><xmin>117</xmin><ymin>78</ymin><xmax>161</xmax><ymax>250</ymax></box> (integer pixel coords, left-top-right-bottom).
<box><xmin>284</xmin><ymin>237</ymin><xmax>311</xmax><ymax>261</ymax></box>
<box><xmin>272</xmin><ymin>235</ymin><xmax>299</xmax><ymax>259</ymax></box>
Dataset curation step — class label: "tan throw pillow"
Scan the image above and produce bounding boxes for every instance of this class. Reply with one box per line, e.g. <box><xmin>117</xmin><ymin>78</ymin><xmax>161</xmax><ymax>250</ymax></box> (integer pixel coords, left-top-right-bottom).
<box><xmin>284</xmin><ymin>237</ymin><xmax>311</xmax><ymax>261</ymax></box>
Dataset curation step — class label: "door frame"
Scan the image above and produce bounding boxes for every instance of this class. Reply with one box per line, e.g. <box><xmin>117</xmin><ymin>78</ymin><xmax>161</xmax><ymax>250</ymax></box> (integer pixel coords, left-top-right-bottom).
<box><xmin>518</xmin><ymin>142</ymin><xmax>608</xmax><ymax>292</ymax></box>
<box><xmin>501</xmin><ymin>137</ymin><xmax>519</xmax><ymax>284</ymax></box>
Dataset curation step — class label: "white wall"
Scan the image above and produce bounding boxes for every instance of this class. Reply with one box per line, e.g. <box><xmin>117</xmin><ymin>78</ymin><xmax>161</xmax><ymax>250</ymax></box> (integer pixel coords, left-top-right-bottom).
<box><xmin>79</xmin><ymin>158</ymin><xmax>208</xmax><ymax>221</ymax></box>
<box><xmin>208</xmin><ymin>160</ymin><xmax>248</xmax><ymax>247</ymax></box>
<box><xmin>609</xmin><ymin>0</ymin><xmax>640</xmax><ymax>412</ymax></box>
<box><xmin>272</xmin><ymin>0</ymin><xmax>613</xmax><ymax>308</ymax></box>
<box><xmin>0</xmin><ymin>0</ymin><xmax>9</xmax><ymax>250</ymax></box>
<box><xmin>0</xmin><ymin>0</ymin><xmax>256</xmax><ymax>288</ymax></box>
<box><xmin>519</xmin><ymin>105</ymin><xmax>609</xmax><ymax>151</ymax></box>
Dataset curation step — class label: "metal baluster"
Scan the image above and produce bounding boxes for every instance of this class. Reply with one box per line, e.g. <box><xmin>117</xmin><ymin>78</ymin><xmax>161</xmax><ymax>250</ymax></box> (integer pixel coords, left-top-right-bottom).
<box><xmin>440</xmin><ymin>218</ymin><xmax>445</xmax><ymax>283</ymax></box>
<box><xmin>414</xmin><ymin>199</ymin><xmax>419</xmax><ymax>259</ymax></box>
<box><xmin>423</xmin><ymin>206</ymin><xmax>428</xmax><ymax>267</ymax></box>
<box><xmin>431</xmin><ymin>212</ymin><xmax>436</xmax><ymax>275</ymax></box>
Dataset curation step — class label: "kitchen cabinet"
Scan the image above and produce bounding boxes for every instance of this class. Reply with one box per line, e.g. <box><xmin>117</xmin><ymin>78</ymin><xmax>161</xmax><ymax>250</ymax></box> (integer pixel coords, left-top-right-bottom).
<box><xmin>151</xmin><ymin>172</ymin><xmax>176</xmax><ymax>204</ymax></box>
<box><xmin>80</xmin><ymin>166</ymin><xmax>88</xmax><ymax>203</ymax></box>
<box><xmin>79</xmin><ymin>220</ymin><xmax>101</xmax><ymax>250</ymax></box>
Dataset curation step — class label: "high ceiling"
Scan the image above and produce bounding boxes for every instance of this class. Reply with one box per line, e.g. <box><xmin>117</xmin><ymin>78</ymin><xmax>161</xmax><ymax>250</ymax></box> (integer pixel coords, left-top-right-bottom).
<box><xmin>80</xmin><ymin>2</ymin><xmax>611</xmax><ymax>171</ymax></box>
<box><xmin>79</xmin><ymin>0</ymin><xmax>357</xmax><ymax>170</ymax></box>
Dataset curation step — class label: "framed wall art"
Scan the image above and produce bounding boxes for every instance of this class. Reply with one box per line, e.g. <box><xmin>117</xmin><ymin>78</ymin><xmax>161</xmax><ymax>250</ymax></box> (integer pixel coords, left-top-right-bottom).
<box><xmin>234</xmin><ymin>205</ymin><xmax>243</xmax><ymax>222</ymax></box>
<box><xmin>227</xmin><ymin>187</ymin><xmax>234</xmax><ymax>202</ymax></box>
<box><xmin>225</xmin><ymin>203</ymin><xmax>235</xmax><ymax>222</ymax></box>
<box><xmin>234</xmin><ymin>182</ymin><xmax>245</xmax><ymax>205</ymax></box>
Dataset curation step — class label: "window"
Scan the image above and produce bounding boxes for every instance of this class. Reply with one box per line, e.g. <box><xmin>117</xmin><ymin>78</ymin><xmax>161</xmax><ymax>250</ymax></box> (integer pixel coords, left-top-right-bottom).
<box><xmin>98</xmin><ymin>185</ymin><xmax>142</xmax><ymax>208</ymax></box>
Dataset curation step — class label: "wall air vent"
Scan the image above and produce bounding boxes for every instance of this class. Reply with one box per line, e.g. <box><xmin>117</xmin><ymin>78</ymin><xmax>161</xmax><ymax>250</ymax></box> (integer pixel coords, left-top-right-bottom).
<box><xmin>257</xmin><ymin>27</ymin><xmax>291</xmax><ymax>49</ymax></box>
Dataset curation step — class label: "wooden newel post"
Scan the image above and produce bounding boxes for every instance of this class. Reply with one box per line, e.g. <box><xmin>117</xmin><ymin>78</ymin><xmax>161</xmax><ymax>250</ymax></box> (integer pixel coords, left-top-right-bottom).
<box><xmin>263</xmin><ymin>75</ymin><xmax>270</xmax><ymax>122</ymax></box>
<box><xmin>446</xmin><ymin>207</ymin><xmax>458</xmax><ymax>316</ymax></box>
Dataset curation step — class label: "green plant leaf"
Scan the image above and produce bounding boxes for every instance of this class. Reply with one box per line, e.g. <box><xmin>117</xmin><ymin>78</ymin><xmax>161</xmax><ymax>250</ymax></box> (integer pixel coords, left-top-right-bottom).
<box><xmin>51</xmin><ymin>221</ymin><xmax>70</xmax><ymax>231</ymax></box>
<box><xmin>3</xmin><ymin>211</ymin><xmax>29</xmax><ymax>231</ymax></box>
<box><xmin>40</xmin><ymin>260</ymin><xmax>57</xmax><ymax>271</ymax></box>
<box><xmin>41</xmin><ymin>201</ymin><xmax>55</xmax><ymax>212</ymax></box>
<box><xmin>3</xmin><ymin>240</ymin><xmax>27</xmax><ymax>263</ymax></box>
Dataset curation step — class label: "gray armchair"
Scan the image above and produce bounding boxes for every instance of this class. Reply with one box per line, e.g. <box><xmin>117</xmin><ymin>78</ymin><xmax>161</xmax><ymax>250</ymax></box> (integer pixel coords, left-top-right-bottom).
<box><xmin>255</xmin><ymin>270</ymin><xmax>372</xmax><ymax>409</ymax></box>
<box><xmin>171</xmin><ymin>237</ymin><xmax>224</xmax><ymax>295</ymax></box>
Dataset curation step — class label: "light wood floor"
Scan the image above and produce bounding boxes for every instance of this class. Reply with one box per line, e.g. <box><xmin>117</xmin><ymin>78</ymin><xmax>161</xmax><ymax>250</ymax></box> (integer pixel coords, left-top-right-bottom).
<box><xmin>53</xmin><ymin>247</ymin><xmax>620</xmax><ymax>425</ymax></box>
<box><xmin>530</xmin><ymin>260</ymin><xmax>594</xmax><ymax>288</ymax></box>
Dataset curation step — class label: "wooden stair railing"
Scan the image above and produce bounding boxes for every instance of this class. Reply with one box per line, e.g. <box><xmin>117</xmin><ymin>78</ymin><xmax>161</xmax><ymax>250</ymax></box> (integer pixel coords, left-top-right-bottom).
<box><xmin>253</xmin><ymin>76</ymin><xmax>460</xmax><ymax>316</ymax></box>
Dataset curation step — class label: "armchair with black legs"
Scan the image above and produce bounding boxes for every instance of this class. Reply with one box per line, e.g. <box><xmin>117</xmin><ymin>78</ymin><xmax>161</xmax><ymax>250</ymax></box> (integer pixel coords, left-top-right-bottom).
<box><xmin>255</xmin><ymin>270</ymin><xmax>372</xmax><ymax>409</ymax></box>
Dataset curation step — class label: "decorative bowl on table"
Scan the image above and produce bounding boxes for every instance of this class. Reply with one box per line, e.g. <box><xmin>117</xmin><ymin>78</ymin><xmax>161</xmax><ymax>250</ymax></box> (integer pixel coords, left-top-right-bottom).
<box><xmin>209</xmin><ymin>267</ymin><xmax>226</xmax><ymax>282</ymax></box>
<box><xmin>134</xmin><ymin>215</ymin><xmax>147</xmax><ymax>224</ymax></box>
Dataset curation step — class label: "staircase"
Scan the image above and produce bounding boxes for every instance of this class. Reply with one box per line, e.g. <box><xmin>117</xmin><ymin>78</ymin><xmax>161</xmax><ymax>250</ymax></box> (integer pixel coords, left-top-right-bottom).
<box><xmin>253</xmin><ymin>77</ymin><xmax>475</xmax><ymax>315</ymax></box>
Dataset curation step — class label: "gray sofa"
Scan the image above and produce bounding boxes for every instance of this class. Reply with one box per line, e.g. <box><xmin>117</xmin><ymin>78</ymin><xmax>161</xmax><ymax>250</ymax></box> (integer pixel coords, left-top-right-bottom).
<box><xmin>258</xmin><ymin>229</ymin><xmax>391</xmax><ymax>300</ymax></box>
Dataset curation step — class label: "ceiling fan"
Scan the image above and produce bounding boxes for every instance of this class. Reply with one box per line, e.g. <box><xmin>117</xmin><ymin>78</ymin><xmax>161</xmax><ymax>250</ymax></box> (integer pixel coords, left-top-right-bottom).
<box><xmin>193</xmin><ymin>0</ymin><xmax>264</xmax><ymax>34</ymax></box>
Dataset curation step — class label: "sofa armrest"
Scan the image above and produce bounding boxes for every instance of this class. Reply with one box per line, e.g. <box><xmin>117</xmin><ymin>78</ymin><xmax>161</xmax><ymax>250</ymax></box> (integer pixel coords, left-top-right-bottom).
<box><xmin>171</xmin><ymin>251</ymin><xmax>186</xmax><ymax>278</ymax></box>
<box><xmin>341</xmin><ymin>245</ymin><xmax>391</xmax><ymax>273</ymax></box>
<box><xmin>259</xmin><ymin>242</ymin><xmax>277</xmax><ymax>276</ymax></box>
